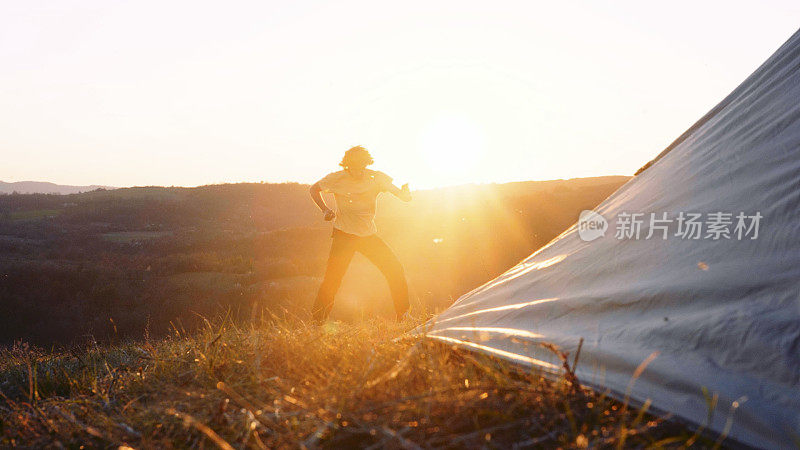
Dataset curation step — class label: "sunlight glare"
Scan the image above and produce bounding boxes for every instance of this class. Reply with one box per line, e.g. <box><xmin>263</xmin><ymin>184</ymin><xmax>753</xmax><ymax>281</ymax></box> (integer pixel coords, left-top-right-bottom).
<box><xmin>417</xmin><ymin>114</ymin><xmax>487</xmax><ymax>184</ymax></box>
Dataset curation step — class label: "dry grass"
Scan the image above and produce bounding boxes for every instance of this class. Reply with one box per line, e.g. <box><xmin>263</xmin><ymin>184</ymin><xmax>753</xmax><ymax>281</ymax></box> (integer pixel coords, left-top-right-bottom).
<box><xmin>0</xmin><ymin>313</ymin><xmax>709</xmax><ymax>449</ymax></box>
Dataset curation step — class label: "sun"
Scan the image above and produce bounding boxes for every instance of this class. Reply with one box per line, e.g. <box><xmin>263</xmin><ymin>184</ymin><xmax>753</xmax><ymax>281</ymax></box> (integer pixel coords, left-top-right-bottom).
<box><xmin>417</xmin><ymin>113</ymin><xmax>487</xmax><ymax>185</ymax></box>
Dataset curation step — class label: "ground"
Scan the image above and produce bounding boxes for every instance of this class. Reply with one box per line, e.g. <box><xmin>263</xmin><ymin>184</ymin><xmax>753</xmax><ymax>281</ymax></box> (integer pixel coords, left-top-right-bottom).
<box><xmin>0</xmin><ymin>313</ymin><xmax>716</xmax><ymax>449</ymax></box>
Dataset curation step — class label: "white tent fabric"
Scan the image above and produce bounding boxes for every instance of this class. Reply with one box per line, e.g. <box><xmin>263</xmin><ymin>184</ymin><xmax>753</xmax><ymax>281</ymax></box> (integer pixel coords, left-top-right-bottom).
<box><xmin>418</xmin><ymin>29</ymin><xmax>800</xmax><ymax>448</ymax></box>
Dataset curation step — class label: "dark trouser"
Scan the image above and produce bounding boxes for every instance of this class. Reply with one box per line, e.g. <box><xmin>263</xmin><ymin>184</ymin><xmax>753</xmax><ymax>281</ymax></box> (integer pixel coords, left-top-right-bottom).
<box><xmin>312</xmin><ymin>228</ymin><xmax>409</xmax><ymax>323</ymax></box>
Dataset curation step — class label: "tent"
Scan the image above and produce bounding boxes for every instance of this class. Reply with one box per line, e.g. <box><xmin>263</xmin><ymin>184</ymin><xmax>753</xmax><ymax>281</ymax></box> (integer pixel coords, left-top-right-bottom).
<box><xmin>417</xmin><ymin>28</ymin><xmax>800</xmax><ymax>448</ymax></box>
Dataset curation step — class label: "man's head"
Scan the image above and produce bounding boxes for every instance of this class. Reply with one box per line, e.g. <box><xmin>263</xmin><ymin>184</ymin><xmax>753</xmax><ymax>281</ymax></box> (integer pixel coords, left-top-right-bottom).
<box><xmin>340</xmin><ymin>146</ymin><xmax>373</xmax><ymax>178</ymax></box>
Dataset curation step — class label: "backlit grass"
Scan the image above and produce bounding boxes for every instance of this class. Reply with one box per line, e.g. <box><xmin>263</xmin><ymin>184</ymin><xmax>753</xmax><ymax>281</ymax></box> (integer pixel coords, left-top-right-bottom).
<box><xmin>0</xmin><ymin>313</ymin><xmax>709</xmax><ymax>448</ymax></box>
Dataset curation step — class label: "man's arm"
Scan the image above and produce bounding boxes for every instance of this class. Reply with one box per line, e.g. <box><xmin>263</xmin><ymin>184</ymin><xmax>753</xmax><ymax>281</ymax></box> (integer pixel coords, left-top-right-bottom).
<box><xmin>386</xmin><ymin>183</ymin><xmax>412</xmax><ymax>202</ymax></box>
<box><xmin>309</xmin><ymin>182</ymin><xmax>335</xmax><ymax>221</ymax></box>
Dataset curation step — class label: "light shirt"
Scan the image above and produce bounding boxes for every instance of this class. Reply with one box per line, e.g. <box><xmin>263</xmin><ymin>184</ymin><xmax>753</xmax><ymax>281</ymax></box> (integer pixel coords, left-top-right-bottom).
<box><xmin>316</xmin><ymin>169</ymin><xmax>393</xmax><ymax>236</ymax></box>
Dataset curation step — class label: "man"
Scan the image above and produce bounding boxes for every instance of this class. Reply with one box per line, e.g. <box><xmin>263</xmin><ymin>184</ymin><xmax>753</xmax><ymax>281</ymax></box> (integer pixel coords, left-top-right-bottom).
<box><xmin>309</xmin><ymin>146</ymin><xmax>412</xmax><ymax>324</ymax></box>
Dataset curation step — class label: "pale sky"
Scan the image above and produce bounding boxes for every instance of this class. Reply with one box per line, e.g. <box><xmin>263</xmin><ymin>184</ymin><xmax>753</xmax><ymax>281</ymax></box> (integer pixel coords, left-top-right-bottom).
<box><xmin>2</xmin><ymin>1</ymin><xmax>799</xmax><ymax>188</ymax></box>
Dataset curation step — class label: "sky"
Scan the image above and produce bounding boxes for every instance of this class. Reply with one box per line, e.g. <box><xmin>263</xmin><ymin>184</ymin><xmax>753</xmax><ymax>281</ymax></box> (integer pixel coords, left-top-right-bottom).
<box><xmin>2</xmin><ymin>1</ymin><xmax>799</xmax><ymax>189</ymax></box>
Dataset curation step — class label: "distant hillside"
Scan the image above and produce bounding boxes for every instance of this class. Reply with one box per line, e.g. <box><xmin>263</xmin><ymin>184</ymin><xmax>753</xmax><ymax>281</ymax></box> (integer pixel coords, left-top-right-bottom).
<box><xmin>0</xmin><ymin>175</ymin><xmax>630</xmax><ymax>345</ymax></box>
<box><xmin>0</xmin><ymin>180</ymin><xmax>115</xmax><ymax>195</ymax></box>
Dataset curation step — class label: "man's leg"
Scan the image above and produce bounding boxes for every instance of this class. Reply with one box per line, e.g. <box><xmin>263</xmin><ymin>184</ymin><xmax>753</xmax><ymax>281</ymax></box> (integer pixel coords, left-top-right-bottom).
<box><xmin>312</xmin><ymin>230</ymin><xmax>356</xmax><ymax>324</ymax></box>
<box><xmin>357</xmin><ymin>235</ymin><xmax>410</xmax><ymax>320</ymax></box>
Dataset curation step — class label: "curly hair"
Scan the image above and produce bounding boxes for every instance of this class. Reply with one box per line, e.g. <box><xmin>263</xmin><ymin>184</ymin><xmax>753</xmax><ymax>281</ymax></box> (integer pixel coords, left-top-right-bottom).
<box><xmin>339</xmin><ymin>146</ymin><xmax>374</xmax><ymax>169</ymax></box>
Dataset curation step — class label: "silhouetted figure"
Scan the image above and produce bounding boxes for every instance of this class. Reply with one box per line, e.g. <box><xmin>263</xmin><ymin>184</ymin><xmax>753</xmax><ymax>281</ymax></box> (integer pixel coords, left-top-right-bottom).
<box><xmin>309</xmin><ymin>146</ymin><xmax>412</xmax><ymax>324</ymax></box>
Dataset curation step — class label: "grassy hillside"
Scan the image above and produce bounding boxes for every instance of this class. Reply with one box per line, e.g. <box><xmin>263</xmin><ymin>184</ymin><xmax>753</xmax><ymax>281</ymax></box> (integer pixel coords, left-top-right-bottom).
<box><xmin>0</xmin><ymin>314</ymin><xmax>712</xmax><ymax>448</ymax></box>
<box><xmin>0</xmin><ymin>177</ymin><xmax>629</xmax><ymax>346</ymax></box>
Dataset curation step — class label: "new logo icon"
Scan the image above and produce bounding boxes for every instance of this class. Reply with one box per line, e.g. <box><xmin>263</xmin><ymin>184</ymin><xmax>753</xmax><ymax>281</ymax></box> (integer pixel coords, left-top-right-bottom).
<box><xmin>578</xmin><ymin>210</ymin><xmax>608</xmax><ymax>241</ymax></box>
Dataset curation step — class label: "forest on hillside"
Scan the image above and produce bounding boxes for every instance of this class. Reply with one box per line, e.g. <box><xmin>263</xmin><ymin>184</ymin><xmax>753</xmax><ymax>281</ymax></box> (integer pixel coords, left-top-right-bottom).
<box><xmin>0</xmin><ymin>176</ymin><xmax>628</xmax><ymax>346</ymax></box>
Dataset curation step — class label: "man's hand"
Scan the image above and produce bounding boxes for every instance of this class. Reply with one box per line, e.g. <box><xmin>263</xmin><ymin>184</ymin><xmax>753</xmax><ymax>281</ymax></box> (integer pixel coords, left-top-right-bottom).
<box><xmin>398</xmin><ymin>183</ymin><xmax>412</xmax><ymax>202</ymax></box>
<box><xmin>310</xmin><ymin>182</ymin><xmax>335</xmax><ymax>220</ymax></box>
